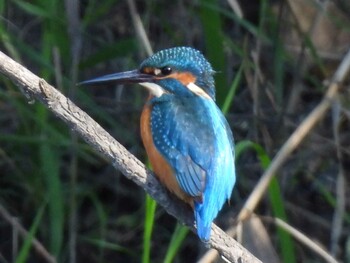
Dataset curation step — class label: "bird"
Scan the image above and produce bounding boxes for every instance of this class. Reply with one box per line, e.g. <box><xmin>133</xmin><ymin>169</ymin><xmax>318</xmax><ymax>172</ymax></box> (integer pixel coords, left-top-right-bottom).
<box><xmin>81</xmin><ymin>47</ymin><xmax>236</xmax><ymax>242</ymax></box>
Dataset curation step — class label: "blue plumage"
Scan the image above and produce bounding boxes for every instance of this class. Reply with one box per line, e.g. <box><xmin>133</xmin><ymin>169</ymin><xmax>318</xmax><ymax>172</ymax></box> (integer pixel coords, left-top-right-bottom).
<box><xmin>141</xmin><ymin>47</ymin><xmax>216</xmax><ymax>99</ymax></box>
<box><xmin>150</xmin><ymin>93</ymin><xmax>235</xmax><ymax>241</ymax></box>
<box><xmin>81</xmin><ymin>46</ymin><xmax>236</xmax><ymax>242</ymax></box>
<box><xmin>143</xmin><ymin>47</ymin><xmax>235</xmax><ymax>241</ymax></box>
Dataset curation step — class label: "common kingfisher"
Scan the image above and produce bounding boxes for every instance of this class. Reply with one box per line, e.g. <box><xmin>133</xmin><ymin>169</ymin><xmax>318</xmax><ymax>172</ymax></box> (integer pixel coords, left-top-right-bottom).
<box><xmin>81</xmin><ymin>47</ymin><xmax>236</xmax><ymax>242</ymax></box>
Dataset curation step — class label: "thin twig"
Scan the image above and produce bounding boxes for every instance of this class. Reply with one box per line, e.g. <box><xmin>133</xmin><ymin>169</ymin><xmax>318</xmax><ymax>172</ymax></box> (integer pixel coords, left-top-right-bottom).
<box><xmin>264</xmin><ymin>217</ymin><xmax>339</xmax><ymax>263</ymax></box>
<box><xmin>226</xmin><ymin>0</ymin><xmax>243</xmax><ymax>18</ymax></box>
<box><xmin>0</xmin><ymin>51</ymin><xmax>261</xmax><ymax>263</ymax></box>
<box><xmin>285</xmin><ymin>0</ymin><xmax>330</xmax><ymax>114</ymax></box>
<box><xmin>0</xmin><ymin>204</ymin><xmax>56</xmax><ymax>263</ymax></box>
<box><xmin>126</xmin><ymin>0</ymin><xmax>153</xmax><ymax>56</ymax></box>
<box><xmin>12</xmin><ymin>217</ymin><xmax>18</xmax><ymax>261</ymax></box>
<box><xmin>0</xmin><ymin>252</ymin><xmax>9</xmax><ymax>263</ymax></box>
<box><xmin>64</xmin><ymin>1</ymin><xmax>82</xmax><ymax>262</ymax></box>
<box><xmin>330</xmin><ymin>95</ymin><xmax>346</xmax><ymax>257</ymax></box>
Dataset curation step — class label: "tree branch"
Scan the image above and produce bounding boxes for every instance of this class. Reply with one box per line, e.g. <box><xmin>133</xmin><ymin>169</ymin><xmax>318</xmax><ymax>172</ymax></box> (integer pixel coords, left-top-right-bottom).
<box><xmin>0</xmin><ymin>50</ymin><xmax>261</xmax><ymax>263</ymax></box>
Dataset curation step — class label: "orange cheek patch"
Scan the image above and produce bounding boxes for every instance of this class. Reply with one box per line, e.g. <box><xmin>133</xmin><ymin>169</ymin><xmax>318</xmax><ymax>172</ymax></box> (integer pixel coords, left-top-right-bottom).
<box><xmin>158</xmin><ymin>72</ymin><xmax>196</xmax><ymax>86</ymax></box>
<box><xmin>172</xmin><ymin>72</ymin><xmax>196</xmax><ymax>85</ymax></box>
<box><xmin>174</xmin><ymin>72</ymin><xmax>196</xmax><ymax>85</ymax></box>
<box><xmin>142</xmin><ymin>67</ymin><xmax>155</xmax><ymax>74</ymax></box>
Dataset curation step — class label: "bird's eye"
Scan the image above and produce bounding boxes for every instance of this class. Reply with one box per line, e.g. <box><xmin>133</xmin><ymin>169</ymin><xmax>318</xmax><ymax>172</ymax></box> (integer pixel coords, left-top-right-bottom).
<box><xmin>160</xmin><ymin>66</ymin><xmax>172</xmax><ymax>76</ymax></box>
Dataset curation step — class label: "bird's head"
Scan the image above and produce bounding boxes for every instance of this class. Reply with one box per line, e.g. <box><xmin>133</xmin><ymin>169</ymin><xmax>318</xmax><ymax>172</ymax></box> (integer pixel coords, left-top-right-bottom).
<box><xmin>81</xmin><ymin>47</ymin><xmax>216</xmax><ymax>100</ymax></box>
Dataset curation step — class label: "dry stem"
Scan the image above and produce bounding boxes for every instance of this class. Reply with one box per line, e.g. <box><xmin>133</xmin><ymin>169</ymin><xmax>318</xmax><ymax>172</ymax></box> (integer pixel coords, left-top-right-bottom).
<box><xmin>0</xmin><ymin>50</ymin><xmax>261</xmax><ymax>263</ymax></box>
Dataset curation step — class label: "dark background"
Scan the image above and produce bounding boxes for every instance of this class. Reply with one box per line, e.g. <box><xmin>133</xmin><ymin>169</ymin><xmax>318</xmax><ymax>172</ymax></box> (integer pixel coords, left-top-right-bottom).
<box><xmin>0</xmin><ymin>0</ymin><xmax>349</xmax><ymax>262</ymax></box>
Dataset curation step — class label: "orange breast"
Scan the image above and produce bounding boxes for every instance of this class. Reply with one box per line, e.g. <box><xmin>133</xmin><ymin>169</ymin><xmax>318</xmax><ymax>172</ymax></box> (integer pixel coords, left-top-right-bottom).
<box><xmin>140</xmin><ymin>97</ymin><xmax>194</xmax><ymax>207</ymax></box>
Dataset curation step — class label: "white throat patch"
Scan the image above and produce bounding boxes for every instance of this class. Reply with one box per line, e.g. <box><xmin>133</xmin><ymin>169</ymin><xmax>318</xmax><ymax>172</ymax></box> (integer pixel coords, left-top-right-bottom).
<box><xmin>187</xmin><ymin>82</ymin><xmax>211</xmax><ymax>99</ymax></box>
<box><xmin>140</xmin><ymin>81</ymin><xmax>211</xmax><ymax>99</ymax></box>
<box><xmin>140</xmin><ymin>82</ymin><xmax>165</xmax><ymax>97</ymax></box>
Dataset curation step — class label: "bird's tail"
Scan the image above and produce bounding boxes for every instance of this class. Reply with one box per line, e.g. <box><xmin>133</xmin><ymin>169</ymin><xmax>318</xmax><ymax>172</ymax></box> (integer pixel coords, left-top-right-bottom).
<box><xmin>194</xmin><ymin>203</ymin><xmax>211</xmax><ymax>242</ymax></box>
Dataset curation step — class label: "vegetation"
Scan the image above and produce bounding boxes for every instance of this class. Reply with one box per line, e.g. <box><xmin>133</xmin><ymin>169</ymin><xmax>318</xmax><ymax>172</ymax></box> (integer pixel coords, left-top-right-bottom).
<box><xmin>0</xmin><ymin>0</ymin><xmax>349</xmax><ymax>262</ymax></box>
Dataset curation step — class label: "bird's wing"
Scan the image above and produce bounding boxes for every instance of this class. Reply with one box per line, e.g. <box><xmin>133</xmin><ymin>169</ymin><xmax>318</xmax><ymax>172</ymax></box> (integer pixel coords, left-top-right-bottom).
<box><xmin>150</xmin><ymin>96</ymin><xmax>217</xmax><ymax>198</ymax></box>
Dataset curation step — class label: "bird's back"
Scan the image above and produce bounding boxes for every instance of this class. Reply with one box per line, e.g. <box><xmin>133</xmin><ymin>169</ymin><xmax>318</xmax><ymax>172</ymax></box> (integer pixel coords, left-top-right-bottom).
<box><xmin>81</xmin><ymin>46</ymin><xmax>236</xmax><ymax>242</ymax></box>
<box><xmin>145</xmin><ymin>94</ymin><xmax>235</xmax><ymax>241</ymax></box>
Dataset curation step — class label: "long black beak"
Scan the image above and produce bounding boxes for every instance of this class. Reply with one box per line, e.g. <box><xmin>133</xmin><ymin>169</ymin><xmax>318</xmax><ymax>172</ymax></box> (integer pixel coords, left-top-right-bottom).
<box><xmin>79</xmin><ymin>69</ymin><xmax>154</xmax><ymax>85</ymax></box>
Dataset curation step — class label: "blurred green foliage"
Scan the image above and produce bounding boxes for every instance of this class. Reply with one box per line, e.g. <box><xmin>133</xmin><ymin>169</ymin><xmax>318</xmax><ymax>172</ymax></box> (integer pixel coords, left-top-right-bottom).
<box><xmin>0</xmin><ymin>0</ymin><xmax>349</xmax><ymax>262</ymax></box>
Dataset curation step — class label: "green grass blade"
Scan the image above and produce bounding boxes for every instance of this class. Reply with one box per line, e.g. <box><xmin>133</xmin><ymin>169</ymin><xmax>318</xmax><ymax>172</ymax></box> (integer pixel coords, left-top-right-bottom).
<box><xmin>12</xmin><ymin>0</ymin><xmax>51</xmax><ymax>18</ymax></box>
<box><xmin>142</xmin><ymin>194</ymin><xmax>157</xmax><ymax>263</ymax></box>
<box><xmin>78</xmin><ymin>39</ymin><xmax>137</xmax><ymax>69</ymax></box>
<box><xmin>84</xmin><ymin>192</ymin><xmax>109</xmax><ymax>261</ymax></box>
<box><xmin>201</xmin><ymin>2</ymin><xmax>270</xmax><ymax>43</ymax></box>
<box><xmin>81</xmin><ymin>0</ymin><xmax>119</xmax><ymax>26</ymax></box>
<box><xmin>236</xmin><ymin>140</ymin><xmax>296</xmax><ymax>262</ymax></box>
<box><xmin>253</xmin><ymin>143</ymin><xmax>297</xmax><ymax>263</ymax></box>
<box><xmin>315</xmin><ymin>181</ymin><xmax>350</xmax><ymax>224</ymax></box>
<box><xmin>302</xmin><ymin>35</ymin><xmax>326</xmax><ymax>76</ymax></box>
<box><xmin>268</xmin><ymin>177</ymin><xmax>296</xmax><ymax>263</ymax></box>
<box><xmin>163</xmin><ymin>223</ymin><xmax>189</xmax><ymax>263</ymax></box>
<box><xmin>40</xmin><ymin>143</ymin><xmax>64</xmax><ymax>257</ymax></box>
<box><xmin>15</xmin><ymin>203</ymin><xmax>46</xmax><ymax>263</ymax></box>
<box><xmin>200</xmin><ymin>0</ymin><xmax>226</xmax><ymax>105</ymax></box>
<box><xmin>235</xmin><ymin>140</ymin><xmax>255</xmax><ymax>159</ymax></box>
<box><xmin>221</xmin><ymin>63</ymin><xmax>243</xmax><ymax>114</ymax></box>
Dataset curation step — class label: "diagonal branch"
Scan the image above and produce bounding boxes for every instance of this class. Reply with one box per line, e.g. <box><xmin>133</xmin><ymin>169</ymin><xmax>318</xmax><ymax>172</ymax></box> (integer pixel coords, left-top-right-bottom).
<box><xmin>0</xmin><ymin>51</ymin><xmax>261</xmax><ymax>263</ymax></box>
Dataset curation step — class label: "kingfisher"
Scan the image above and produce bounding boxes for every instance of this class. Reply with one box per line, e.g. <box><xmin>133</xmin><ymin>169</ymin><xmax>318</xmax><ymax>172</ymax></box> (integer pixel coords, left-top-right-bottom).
<box><xmin>81</xmin><ymin>47</ymin><xmax>236</xmax><ymax>242</ymax></box>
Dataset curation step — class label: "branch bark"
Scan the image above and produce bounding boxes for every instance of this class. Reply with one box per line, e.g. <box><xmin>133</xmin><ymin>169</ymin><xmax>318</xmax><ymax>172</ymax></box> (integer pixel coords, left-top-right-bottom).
<box><xmin>0</xmin><ymin>50</ymin><xmax>261</xmax><ymax>263</ymax></box>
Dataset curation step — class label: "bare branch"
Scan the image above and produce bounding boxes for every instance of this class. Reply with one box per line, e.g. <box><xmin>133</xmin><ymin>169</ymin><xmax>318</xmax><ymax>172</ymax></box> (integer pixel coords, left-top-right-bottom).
<box><xmin>0</xmin><ymin>51</ymin><xmax>261</xmax><ymax>263</ymax></box>
<box><xmin>271</xmin><ymin>217</ymin><xmax>338</xmax><ymax>263</ymax></box>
